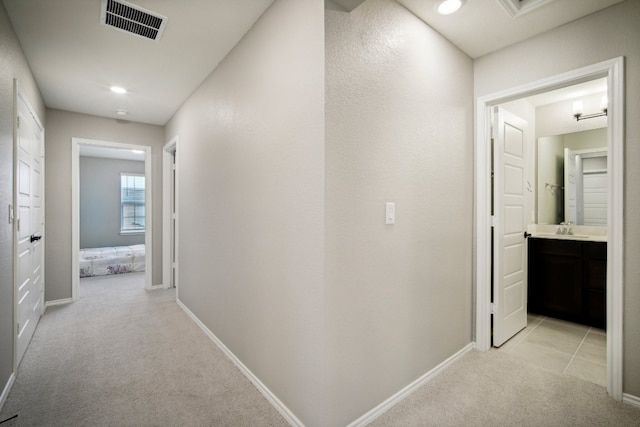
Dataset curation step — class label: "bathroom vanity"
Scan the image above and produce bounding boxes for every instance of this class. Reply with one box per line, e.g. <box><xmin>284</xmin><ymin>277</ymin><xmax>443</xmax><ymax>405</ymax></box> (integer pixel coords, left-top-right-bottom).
<box><xmin>527</xmin><ymin>226</ymin><xmax>606</xmax><ymax>329</ymax></box>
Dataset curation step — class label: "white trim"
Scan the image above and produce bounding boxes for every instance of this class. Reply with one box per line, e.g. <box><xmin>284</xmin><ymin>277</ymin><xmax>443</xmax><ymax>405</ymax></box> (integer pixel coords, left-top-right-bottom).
<box><xmin>623</xmin><ymin>393</ymin><xmax>640</xmax><ymax>409</ymax></box>
<box><xmin>71</xmin><ymin>138</ymin><xmax>153</xmax><ymax>300</ymax></box>
<box><xmin>474</xmin><ymin>57</ymin><xmax>624</xmax><ymax>400</ymax></box>
<box><xmin>149</xmin><ymin>284</ymin><xmax>164</xmax><ymax>290</ymax></box>
<box><xmin>162</xmin><ymin>137</ymin><xmax>177</xmax><ymax>290</ymax></box>
<box><xmin>45</xmin><ymin>298</ymin><xmax>73</xmax><ymax>307</ymax></box>
<box><xmin>347</xmin><ymin>343</ymin><xmax>475</xmax><ymax>427</ymax></box>
<box><xmin>176</xmin><ymin>298</ymin><xmax>304</xmax><ymax>427</ymax></box>
<box><xmin>0</xmin><ymin>373</ymin><xmax>15</xmax><ymax>413</ymax></box>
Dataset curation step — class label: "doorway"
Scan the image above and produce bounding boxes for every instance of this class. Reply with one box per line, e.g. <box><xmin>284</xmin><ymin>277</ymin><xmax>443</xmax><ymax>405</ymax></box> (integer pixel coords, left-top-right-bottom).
<box><xmin>475</xmin><ymin>57</ymin><xmax>624</xmax><ymax>400</ymax></box>
<box><xmin>71</xmin><ymin>138</ymin><xmax>153</xmax><ymax>300</ymax></box>
<box><xmin>162</xmin><ymin>137</ymin><xmax>178</xmax><ymax>290</ymax></box>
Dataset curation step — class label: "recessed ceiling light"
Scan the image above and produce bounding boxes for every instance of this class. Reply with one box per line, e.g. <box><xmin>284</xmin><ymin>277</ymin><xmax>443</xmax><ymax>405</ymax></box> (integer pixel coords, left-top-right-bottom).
<box><xmin>116</xmin><ymin>110</ymin><xmax>128</xmax><ymax>116</ymax></box>
<box><xmin>110</xmin><ymin>86</ymin><xmax>127</xmax><ymax>94</ymax></box>
<box><xmin>437</xmin><ymin>0</ymin><xmax>465</xmax><ymax>15</ymax></box>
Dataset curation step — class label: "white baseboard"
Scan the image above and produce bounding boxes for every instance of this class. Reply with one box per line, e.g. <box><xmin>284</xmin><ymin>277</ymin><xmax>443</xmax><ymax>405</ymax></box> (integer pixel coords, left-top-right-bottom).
<box><xmin>0</xmin><ymin>373</ymin><xmax>15</xmax><ymax>414</ymax></box>
<box><xmin>346</xmin><ymin>342</ymin><xmax>476</xmax><ymax>427</ymax></box>
<box><xmin>148</xmin><ymin>284</ymin><xmax>164</xmax><ymax>290</ymax></box>
<box><xmin>623</xmin><ymin>393</ymin><xmax>640</xmax><ymax>408</ymax></box>
<box><xmin>176</xmin><ymin>298</ymin><xmax>304</xmax><ymax>427</ymax></box>
<box><xmin>45</xmin><ymin>298</ymin><xmax>73</xmax><ymax>307</ymax></box>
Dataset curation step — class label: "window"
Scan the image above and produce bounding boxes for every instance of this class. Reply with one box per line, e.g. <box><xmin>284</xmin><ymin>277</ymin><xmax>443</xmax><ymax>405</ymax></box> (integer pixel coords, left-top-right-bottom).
<box><xmin>121</xmin><ymin>174</ymin><xmax>145</xmax><ymax>233</ymax></box>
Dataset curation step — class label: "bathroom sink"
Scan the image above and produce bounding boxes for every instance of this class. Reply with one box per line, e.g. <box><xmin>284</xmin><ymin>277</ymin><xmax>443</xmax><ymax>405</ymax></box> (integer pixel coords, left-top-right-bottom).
<box><xmin>533</xmin><ymin>233</ymin><xmax>591</xmax><ymax>240</ymax></box>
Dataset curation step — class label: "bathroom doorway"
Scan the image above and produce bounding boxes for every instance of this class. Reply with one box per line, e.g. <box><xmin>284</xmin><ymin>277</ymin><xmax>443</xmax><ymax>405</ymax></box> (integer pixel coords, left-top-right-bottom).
<box><xmin>475</xmin><ymin>57</ymin><xmax>624</xmax><ymax>399</ymax></box>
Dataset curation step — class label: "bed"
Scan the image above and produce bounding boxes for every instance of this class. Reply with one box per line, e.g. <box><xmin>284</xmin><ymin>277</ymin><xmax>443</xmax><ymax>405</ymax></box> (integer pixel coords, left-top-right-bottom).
<box><xmin>80</xmin><ymin>244</ymin><xmax>145</xmax><ymax>278</ymax></box>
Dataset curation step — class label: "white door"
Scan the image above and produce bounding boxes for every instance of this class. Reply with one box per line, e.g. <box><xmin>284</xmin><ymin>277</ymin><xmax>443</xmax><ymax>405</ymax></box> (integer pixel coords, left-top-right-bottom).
<box><xmin>493</xmin><ymin>107</ymin><xmax>528</xmax><ymax>347</ymax></box>
<box><xmin>15</xmin><ymin>93</ymin><xmax>44</xmax><ymax>365</ymax></box>
<box><xmin>583</xmin><ymin>170</ymin><xmax>607</xmax><ymax>225</ymax></box>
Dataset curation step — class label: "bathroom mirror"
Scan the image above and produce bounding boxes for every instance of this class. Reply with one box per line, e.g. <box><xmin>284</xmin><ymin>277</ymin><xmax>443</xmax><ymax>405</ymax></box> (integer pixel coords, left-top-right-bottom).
<box><xmin>536</xmin><ymin>128</ymin><xmax>607</xmax><ymax>225</ymax></box>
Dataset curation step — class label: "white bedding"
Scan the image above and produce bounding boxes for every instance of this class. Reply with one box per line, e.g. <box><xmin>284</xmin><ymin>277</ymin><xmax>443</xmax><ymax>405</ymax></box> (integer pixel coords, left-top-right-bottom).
<box><xmin>80</xmin><ymin>244</ymin><xmax>145</xmax><ymax>278</ymax></box>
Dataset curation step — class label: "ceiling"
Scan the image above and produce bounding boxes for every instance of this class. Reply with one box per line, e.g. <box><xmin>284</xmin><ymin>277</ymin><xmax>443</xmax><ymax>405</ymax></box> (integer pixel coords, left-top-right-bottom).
<box><xmin>3</xmin><ymin>0</ymin><xmax>625</xmax><ymax>126</ymax></box>
<box><xmin>394</xmin><ymin>0</ymin><xmax>625</xmax><ymax>59</ymax></box>
<box><xmin>3</xmin><ymin>0</ymin><xmax>274</xmax><ymax>126</ymax></box>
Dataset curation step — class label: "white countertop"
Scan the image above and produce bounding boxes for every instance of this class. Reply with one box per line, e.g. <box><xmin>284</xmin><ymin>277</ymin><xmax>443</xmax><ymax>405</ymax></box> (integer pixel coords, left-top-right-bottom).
<box><xmin>526</xmin><ymin>224</ymin><xmax>607</xmax><ymax>242</ymax></box>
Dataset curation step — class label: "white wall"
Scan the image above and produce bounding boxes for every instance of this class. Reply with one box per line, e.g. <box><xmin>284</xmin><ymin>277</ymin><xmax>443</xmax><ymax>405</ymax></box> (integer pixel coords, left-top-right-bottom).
<box><xmin>79</xmin><ymin>157</ymin><xmax>145</xmax><ymax>249</ymax></box>
<box><xmin>325</xmin><ymin>0</ymin><xmax>474</xmax><ymax>424</ymax></box>
<box><xmin>563</xmin><ymin>127</ymin><xmax>607</xmax><ymax>151</ymax></box>
<box><xmin>0</xmin><ymin>2</ymin><xmax>45</xmax><ymax>408</ymax></box>
<box><xmin>164</xmin><ymin>0</ymin><xmax>325</xmax><ymax>424</ymax></box>
<box><xmin>474</xmin><ymin>0</ymin><xmax>640</xmax><ymax>397</ymax></box>
<box><xmin>45</xmin><ymin>109</ymin><xmax>164</xmax><ymax>301</ymax></box>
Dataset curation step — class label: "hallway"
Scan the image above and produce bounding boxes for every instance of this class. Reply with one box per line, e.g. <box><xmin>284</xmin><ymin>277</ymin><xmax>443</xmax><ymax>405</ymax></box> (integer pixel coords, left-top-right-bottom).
<box><xmin>3</xmin><ymin>273</ymin><xmax>640</xmax><ymax>426</ymax></box>
<box><xmin>0</xmin><ymin>273</ymin><xmax>287</xmax><ymax>426</ymax></box>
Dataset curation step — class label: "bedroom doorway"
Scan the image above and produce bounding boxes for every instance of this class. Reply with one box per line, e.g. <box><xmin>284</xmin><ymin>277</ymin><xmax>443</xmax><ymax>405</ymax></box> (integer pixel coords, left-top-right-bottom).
<box><xmin>71</xmin><ymin>138</ymin><xmax>153</xmax><ymax>301</ymax></box>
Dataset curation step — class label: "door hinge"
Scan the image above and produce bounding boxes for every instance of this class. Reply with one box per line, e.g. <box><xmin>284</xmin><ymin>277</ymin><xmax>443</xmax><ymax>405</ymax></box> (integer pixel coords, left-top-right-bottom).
<box><xmin>8</xmin><ymin>205</ymin><xmax>14</xmax><ymax>224</ymax></box>
<box><xmin>491</xmin><ymin>215</ymin><xmax>496</xmax><ymax>227</ymax></box>
<box><xmin>16</xmin><ymin>218</ymin><xmax>20</xmax><ymax>232</ymax></box>
<box><xmin>17</xmin><ymin>116</ymin><xmax>20</xmax><ymax>129</ymax></box>
<box><xmin>491</xmin><ymin>303</ymin><xmax>498</xmax><ymax>314</ymax></box>
<box><xmin>17</xmin><ymin>322</ymin><xmax>20</xmax><ymax>334</ymax></box>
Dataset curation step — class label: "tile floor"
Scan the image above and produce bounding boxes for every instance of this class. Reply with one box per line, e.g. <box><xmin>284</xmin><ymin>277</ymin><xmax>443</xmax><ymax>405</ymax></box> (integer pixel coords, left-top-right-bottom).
<box><xmin>496</xmin><ymin>314</ymin><xmax>607</xmax><ymax>387</ymax></box>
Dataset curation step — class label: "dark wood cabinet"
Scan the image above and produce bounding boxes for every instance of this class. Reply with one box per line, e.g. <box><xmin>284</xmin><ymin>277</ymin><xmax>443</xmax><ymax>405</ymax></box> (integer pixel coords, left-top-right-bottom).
<box><xmin>528</xmin><ymin>238</ymin><xmax>606</xmax><ymax>328</ymax></box>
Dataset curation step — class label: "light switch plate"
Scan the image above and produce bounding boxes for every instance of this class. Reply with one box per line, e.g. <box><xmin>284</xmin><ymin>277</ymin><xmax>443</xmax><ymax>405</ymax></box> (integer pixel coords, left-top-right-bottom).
<box><xmin>385</xmin><ymin>202</ymin><xmax>395</xmax><ymax>225</ymax></box>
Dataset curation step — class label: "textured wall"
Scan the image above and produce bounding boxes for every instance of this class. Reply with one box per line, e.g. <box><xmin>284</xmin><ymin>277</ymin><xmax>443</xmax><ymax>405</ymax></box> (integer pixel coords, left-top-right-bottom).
<box><xmin>45</xmin><ymin>110</ymin><xmax>164</xmax><ymax>300</ymax></box>
<box><xmin>79</xmin><ymin>157</ymin><xmax>145</xmax><ymax>249</ymax></box>
<box><xmin>0</xmin><ymin>3</ymin><xmax>45</xmax><ymax>406</ymax></box>
<box><xmin>474</xmin><ymin>0</ymin><xmax>640</xmax><ymax>398</ymax></box>
<box><xmin>325</xmin><ymin>0</ymin><xmax>474</xmax><ymax>424</ymax></box>
<box><xmin>164</xmin><ymin>0</ymin><xmax>325</xmax><ymax>424</ymax></box>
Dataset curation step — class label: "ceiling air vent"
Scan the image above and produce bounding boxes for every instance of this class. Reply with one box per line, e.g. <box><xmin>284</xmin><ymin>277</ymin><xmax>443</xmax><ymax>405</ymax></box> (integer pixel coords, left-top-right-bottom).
<box><xmin>100</xmin><ymin>0</ymin><xmax>167</xmax><ymax>42</ymax></box>
<box><xmin>498</xmin><ymin>0</ymin><xmax>556</xmax><ymax>17</ymax></box>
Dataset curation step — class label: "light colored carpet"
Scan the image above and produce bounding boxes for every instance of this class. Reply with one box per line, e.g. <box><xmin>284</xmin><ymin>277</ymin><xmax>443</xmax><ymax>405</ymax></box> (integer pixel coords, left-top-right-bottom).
<box><xmin>2</xmin><ymin>273</ymin><xmax>640</xmax><ymax>426</ymax></box>
<box><xmin>0</xmin><ymin>272</ymin><xmax>288</xmax><ymax>426</ymax></box>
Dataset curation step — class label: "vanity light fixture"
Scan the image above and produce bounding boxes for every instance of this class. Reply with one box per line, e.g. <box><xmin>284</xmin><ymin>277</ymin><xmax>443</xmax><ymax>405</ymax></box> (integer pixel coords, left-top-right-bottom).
<box><xmin>436</xmin><ymin>0</ymin><xmax>465</xmax><ymax>15</ymax></box>
<box><xmin>572</xmin><ymin>96</ymin><xmax>607</xmax><ymax>121</ymax></box>
<box><xmin>110</xmin><ymin>85</ymin><xmax>127</xmax><ymax>94</ymax></box>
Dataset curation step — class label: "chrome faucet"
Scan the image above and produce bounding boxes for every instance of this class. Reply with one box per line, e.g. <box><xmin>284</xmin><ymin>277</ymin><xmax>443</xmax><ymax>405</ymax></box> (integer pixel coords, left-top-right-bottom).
<box><xmin>556</xmin><ymin>222</ymin><xmax>573</xmax><ymax>235</ymax></box>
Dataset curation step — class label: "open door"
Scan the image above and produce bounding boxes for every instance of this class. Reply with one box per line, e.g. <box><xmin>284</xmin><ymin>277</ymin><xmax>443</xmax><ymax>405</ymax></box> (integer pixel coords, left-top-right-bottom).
<box><xmin>492</xmin><ymin>107</ymin><xmax>528</xmax><ymax>347</ymax></box>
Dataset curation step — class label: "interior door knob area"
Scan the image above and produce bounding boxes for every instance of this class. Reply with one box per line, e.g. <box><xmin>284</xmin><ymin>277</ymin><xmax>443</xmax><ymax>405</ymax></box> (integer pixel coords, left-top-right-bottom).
<box><xmin>30</xmin><ymin>234</ymin><xmax>43</xmax><ymax>243</ymax></box>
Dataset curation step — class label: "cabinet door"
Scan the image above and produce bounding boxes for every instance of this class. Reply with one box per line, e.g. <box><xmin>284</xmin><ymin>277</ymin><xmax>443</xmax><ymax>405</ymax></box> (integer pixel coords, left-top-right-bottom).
<box><xmin>585</xmin><ymin>242</ymin><xmax>606</xmax><ymax>328</ymax></box>
<box><xmin>528</xmin><ymin>239</ymin><xmax>583</xmax><ymax>321</ymax></box>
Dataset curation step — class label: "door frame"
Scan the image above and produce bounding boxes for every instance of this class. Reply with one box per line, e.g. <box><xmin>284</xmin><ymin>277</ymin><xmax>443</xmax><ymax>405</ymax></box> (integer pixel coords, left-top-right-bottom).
<box><xmin>474</xmin><ymin>57</ymin><xmax>624</xmax><ymax>400</ymax></box>
<box><xmin>71</xmin><ymin>137</ymin><xmax>153</xmax><ymax>299</ymax></box>
<box><xmin>162</xmin><ymin>136</ymin><xmax>178</xmax><ymax>290</ymax></box>
<box><xmin>13</xmin><ymin>82</ymin><xmax>45</xmax><ymax>370</ymax></box>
